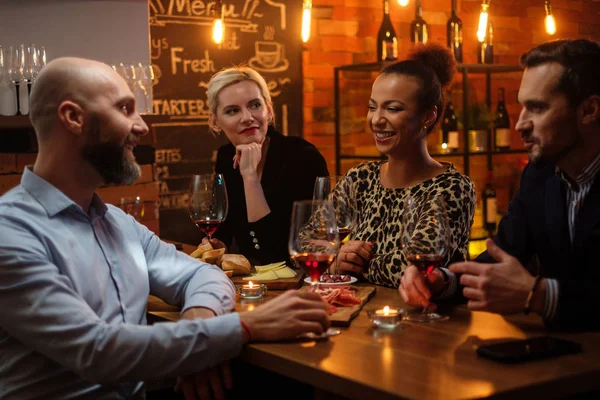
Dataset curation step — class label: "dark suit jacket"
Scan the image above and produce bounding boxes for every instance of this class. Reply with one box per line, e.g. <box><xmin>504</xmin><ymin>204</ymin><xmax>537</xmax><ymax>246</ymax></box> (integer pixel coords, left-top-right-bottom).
<box><xmin>214</xmin><ymin>126</ymin><xmax>329</xmax><ymax>265</ymax></box>
<box><xmin>475</xmin><ymin>161</ymin><xmax>600</xmax><ymax>330</ymax></box>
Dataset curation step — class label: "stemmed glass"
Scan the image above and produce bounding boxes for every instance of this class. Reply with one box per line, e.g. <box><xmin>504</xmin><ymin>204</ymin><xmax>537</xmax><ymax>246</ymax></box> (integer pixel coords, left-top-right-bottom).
<box><xmin>7</xmin><ymin>45</ymin><xmax>23</xmax><ymax>115</ymax></box>
<box><xmin>313</xmin><ymin>176</ymin><xmax>357</xmax><ymax>274</ymax></box>
<box><xmin>0</xmin><ymin>46</ymin><xmax>5</xmax><ymax>86</ymax></box>
<box><xmin>137</xmin><ymin>62</ymin><xmax>156</xmax><ymax>114</ymax></box>
<box><xmin>289</xmin><ymin>200</ymin><xmax>340</xmax><ymax>291</ymax></box>
<box><xmin>401</xmin><ymin>195</ymin><xmax>450</xmax><ymax>322</ymax></box>
<box><xmin>188</xmin><ymin>173</ymin><xmax>228</xmax><ymax>240</ymax></box>
<box><xmin>119</xmin><ymin>196</ymin><xmax>145</xmax><ymax>222</ymax></box>
<box><xmin>22</xmin><ymin>44</ymin><xmax>40</xmax><ymax>96</ymax></box>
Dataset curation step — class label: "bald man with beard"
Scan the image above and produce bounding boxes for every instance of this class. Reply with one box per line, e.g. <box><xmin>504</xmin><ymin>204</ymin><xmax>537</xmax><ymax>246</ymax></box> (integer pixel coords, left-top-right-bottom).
<box><xmin>0</xmin><ymin>58</ymin><xmax>330</xmax><ymax>399</ymax></box>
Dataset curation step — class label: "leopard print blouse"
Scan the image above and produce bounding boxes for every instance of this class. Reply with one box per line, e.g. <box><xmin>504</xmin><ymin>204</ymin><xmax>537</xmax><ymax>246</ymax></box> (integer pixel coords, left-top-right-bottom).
<box><xmin>346</xmin><ymin>161</ymin><xmax>476</xmax><ymax>288</ymax></box>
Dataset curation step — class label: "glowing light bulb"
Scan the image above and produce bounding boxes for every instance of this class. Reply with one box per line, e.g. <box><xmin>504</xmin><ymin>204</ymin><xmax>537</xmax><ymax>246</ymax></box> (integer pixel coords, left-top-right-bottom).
<box><xmin>477</xmin><ymin>2</ymin><xmax>490</xmax><ymax>42</ymax></box>
<box><xmin>302</xmin><ymin>1</ymin><xmax>312</xmax><ymax>43</ymax></box>
<box><xmin>545</xmin><ymin>1</ymin><xmax>556</xmax><ymax>35</ymax></box>
<box><xmin>398</xmin><ymin>0</ymin><xmax>409</xmax><ymax>6</ymax></box>
<box><xmin>212</xmin><ymin>18</ymin><xmax>224</xmax><ymax>44</ymax></box>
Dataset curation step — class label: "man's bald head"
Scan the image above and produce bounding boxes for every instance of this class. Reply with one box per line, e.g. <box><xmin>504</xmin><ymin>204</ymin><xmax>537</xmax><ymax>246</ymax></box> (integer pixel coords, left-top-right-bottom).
<box><xmin>29</xmin><ymin>57</ymin><xmax>122</xmax><ymax>139</ymax></box>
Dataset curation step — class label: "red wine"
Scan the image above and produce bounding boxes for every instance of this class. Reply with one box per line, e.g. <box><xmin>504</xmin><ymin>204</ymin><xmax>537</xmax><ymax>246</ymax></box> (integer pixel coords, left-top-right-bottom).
<box><xmin>292</xmin><ymin>253</ymin><xmax>333</xmax><ymax>280</ymax></box>
<box><xmin>406</xmin><ymin>254</ymin><xmax>443</xmax><ymax>275</ymax></box>
<box><xmin>193</xmin><ymin>219</ymin><xmax>222</xmax><ymax>237</ymax></box>
<box><xmin>494</xmin><ymin>88</ymin><xmax>511</xmax><ymax>151</ymax></box>
<box><xmin>447</xmin><ymin>0</ymin><xmax>463</xmax><ymax>62</ymax></box>
<box><xmin>410</xmin><ymin>0</ymin><xmax>428</xmax><ymax>44</ymax></box>
<box><xmin>338</xmin><ymin>227</ymin><xmax>352</xmax><ymax>241</ymax></box>
<box><xmin>482</xmin><ymin>171</ymin><xmax>497</xmax><ymax>235</ymax></box>
<box><xmin>377</xmin><ymin>0</ymin><xmax>398</xmax><ymax>61</ymax></box>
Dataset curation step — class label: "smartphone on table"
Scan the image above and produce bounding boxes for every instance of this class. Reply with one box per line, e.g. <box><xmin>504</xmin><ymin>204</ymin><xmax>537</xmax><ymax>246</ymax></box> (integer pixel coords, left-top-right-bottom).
<box><xmin>476</xmin><ymin>336</ymin><xmax>582</xmax><ymax>364</ymax></box>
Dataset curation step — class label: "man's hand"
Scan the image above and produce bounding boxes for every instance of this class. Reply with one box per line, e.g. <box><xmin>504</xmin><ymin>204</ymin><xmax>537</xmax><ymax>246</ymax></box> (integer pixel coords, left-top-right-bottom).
<box><xmin>334</xmin><ymin>241</ymin><xmax>373</xmax><ymax>275</ymax></box>
<box><xmin>240</xmin><ymin>290</ymin><xmax>330</xmax><ymax>341</ymax></box>
<box><xmin>398</xmin><ymin>266</ymin><xmax>445</xmax><ymax>310</ymax></box>
<box><xmin>176</xmin><ymin>307</ymin><xmax>232</xmax><ymax>400</ymax></box>
<box><xmin>449</xmin><ymin>239</ymin><xmax>537</xmax><ymax>314</ymax></box>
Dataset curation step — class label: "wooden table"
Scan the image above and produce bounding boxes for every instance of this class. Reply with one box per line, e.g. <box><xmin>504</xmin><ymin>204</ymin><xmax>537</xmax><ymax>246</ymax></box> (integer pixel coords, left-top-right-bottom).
<box><xmin>148</xmin><ymin>284</ymin><xmax>600</xmax><ymax>399</ymax></box>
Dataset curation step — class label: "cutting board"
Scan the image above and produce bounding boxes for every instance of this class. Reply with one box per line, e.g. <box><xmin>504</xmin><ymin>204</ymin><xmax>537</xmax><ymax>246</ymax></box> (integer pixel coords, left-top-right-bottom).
<box><xmin>300</xmin><ymin>285</ymin><xmax>377</xmax><ymax>327</ymax></box>
<box><xmin>230</xmin><ymin>270</ymin><xmax>306</xmax><ymax>290</ymax></box>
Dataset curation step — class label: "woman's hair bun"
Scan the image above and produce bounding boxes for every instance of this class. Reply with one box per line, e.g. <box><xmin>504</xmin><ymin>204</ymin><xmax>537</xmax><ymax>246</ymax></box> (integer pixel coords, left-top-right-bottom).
<box><xmin>406</xmin><ymin>42</ymin><xmax>456</xmax><ymax>88</ymax></box>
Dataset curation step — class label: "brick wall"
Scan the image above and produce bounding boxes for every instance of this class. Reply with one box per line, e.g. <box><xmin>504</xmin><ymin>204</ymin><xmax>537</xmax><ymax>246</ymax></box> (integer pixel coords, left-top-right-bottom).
<box><xmin>303</xmin><ymin>0</ymin><xmax>600</xmax><ymax>175</ymax></box>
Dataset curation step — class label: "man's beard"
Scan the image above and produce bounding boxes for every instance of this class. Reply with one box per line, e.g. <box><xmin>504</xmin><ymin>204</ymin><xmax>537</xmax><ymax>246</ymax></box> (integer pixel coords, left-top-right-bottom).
<box><xmin>81</xmin><ymin>116</ymin><xmax>141</xmax><ymax>185</ymax></box>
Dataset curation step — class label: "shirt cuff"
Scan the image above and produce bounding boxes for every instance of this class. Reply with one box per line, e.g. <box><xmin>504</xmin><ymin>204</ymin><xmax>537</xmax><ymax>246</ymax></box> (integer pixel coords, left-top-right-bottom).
<box><xmin>432</xmin><ymin>268</ymin><xmax>458</xmax><ymax>300</ymax></box>
<box><xmin>542</xmin><ymin>278</ymin><xmax>559</xmax><ymax>322</ymax></box>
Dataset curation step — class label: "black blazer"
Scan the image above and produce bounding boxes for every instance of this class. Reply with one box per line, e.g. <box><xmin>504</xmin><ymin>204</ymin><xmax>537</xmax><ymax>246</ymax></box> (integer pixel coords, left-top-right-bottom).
<box><xmin>214</xmin><ymin>126</ymin><xmax>329</xmax><ymax>265</ymax></box>
<box><xmin>475</xmin><ymin>161</ymin><xmax>600</xmax><ymax>330</ymax></box>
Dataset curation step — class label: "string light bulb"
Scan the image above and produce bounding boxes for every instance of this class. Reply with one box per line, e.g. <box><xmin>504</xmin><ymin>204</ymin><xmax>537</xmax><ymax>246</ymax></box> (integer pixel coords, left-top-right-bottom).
<box><xmin>212</xmin><ymin>0</ymin><xmax>224</xmax><ymax>44</ymax></box>
<box><xmin>302</xmin><ymin>0</ymin><xmax>312</xmax><ymax>43</ymax></box>
<box><xmin>544</xmin><ymin>1</ymin><xmax>557</xmax><ymax>35</ymax></box>
<box><xmin>398</xmin><ymin>0</ymin><xmax>409</xmax><ymax>6</ymax></box>
<box><xmin>477</xmin><ymin>0</ymin><xmax>490</xmax><ymax>42</ymax></box>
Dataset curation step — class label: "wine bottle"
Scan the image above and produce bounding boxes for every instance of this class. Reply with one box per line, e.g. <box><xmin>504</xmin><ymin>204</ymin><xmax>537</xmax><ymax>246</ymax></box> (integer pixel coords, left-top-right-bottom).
<box><xmin>442</xmin><ymin>95</ymin><xmax>459</xmax><ymax>152</ymax></box>
<box><xmin>447</xmin><ymin>0</ymin><xmax>463</xmax><ymax>62</ymax></box>
<box><xmin>494</xmin><ymin>88</ymin><xmax>511</xmax><ymax>151</ymax></box>
<box><xmin>478</xmin><ymin>20</ymin><xmax>493</xmax><ymax>64</ymax></box>
<box><xmin>410</xmin><ymin>0</ymin><xmax>429</xmax><ymax>44</ymax></box>
<box><xmin>377</xmin><ymin>0</ymin><xmax>399</xmax><ymax>61</ymax></box>
<box><xmin>482</xmin><ymin>170</ymin><xmax>497</xmax><ymax>235</ymax></box>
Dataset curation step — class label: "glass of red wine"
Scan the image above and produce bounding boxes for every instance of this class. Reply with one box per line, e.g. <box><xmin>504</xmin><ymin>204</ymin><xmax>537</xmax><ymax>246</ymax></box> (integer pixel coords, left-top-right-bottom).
<box><xmin>188</xmin><ymin>173</ymin><xmax>228</xmax><ymax>240</ymax></box>
<box><xmin>313</xmin><ymin>176</ymin><xmax>357</xmax><ymax>274</ymax></box>
<box><xmin>401</xmin><ymin>194</ymin><xmax>450</xmax><ymax>322</ymax></box>
<box><xmin>289</xmin><ymin>200</ymin><xmax>340</xmax><ymax>291</ymax></box>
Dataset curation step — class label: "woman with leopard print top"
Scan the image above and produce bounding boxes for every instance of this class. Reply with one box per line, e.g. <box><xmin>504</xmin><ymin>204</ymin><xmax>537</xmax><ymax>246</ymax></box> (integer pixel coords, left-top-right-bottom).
<box><xmin>334</xmin><ymin>43</ymin><xmax>476</xmax><ymax>302</ymax></box>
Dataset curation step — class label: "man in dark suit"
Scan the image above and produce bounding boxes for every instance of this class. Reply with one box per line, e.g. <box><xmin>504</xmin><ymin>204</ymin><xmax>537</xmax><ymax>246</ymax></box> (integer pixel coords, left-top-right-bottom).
<box><xmin>399</xmin><ymin>39</ymin><xmax>600</xmax><ymax>329</ymax></box>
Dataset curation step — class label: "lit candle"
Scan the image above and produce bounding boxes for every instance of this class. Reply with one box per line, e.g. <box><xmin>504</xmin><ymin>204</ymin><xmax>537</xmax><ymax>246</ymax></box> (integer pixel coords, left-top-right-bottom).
<box><xmin>239</xmin><ymin>281</ymin><xmax>266</xmax><ymax>300</ymax></box>
<box><xmin>368</xmin><ymin>306</ymin><xmax>402</xmax><ymax>328</ymax></box>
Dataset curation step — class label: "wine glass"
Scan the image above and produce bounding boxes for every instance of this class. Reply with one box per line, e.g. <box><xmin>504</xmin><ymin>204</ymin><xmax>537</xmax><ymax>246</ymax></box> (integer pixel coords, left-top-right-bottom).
<box><xmin>313</xmin><ymin>176</ymin><xmax>357</xmax><ymax>274</ymax></box>
<box><xmin>119</xmin><ymin>196</ymin><xmax>145</xmax><ymax>222</ymax></box>
<box><xmin>7</xmin><ymin>45</ymin><xmax>23</xmax><ymax>115</ymax></box>
<box><xmin>22</xmin><ymin>44</ymin><xmax>40</xmax><ymax>96</ymax></box>
<box><xmin>188</xmin><ymin>173</ymin><xmax>228</xmax><ymax>240</ymax></box>
<box><xmin>0</xmin><ymin>46</ymin><xmax>5</xmax><ymax>85</ymax></box>
<box><xmin>289</xmin><ymin>200</ymin><xmax>340</xmax><ymax>291</ymax></box>
<box><xmin>401</xmin><ymin>194</ymin><xmax>450</xmax><ymax>322</ymax></box>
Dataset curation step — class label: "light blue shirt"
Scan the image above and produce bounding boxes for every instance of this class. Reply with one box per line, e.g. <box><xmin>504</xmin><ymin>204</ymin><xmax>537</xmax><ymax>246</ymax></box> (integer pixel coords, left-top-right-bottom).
<box><xmin>0</xmin><ymin>168</ymin><xmax>241</xmax><ymax>399</ymax></box>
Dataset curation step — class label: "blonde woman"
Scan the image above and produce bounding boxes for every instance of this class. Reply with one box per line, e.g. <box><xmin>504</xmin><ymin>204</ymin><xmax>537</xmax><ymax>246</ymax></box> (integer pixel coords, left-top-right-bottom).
<box><xmin>206</xmin><ymin>65</ymin><xmax>329</xmax><ymax>265</ymax></box>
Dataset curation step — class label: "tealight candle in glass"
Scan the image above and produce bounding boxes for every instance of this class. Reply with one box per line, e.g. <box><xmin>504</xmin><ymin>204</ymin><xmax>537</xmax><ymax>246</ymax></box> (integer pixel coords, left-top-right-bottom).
<box><xmin>238</xmin><ymin>281</ymin><xmax>267</xmax><ymax>300</ymax></box>
<box><xmin>367</xmin><ymin>306</ymin><xmax>402</xmax><ymax>329</ymax></box>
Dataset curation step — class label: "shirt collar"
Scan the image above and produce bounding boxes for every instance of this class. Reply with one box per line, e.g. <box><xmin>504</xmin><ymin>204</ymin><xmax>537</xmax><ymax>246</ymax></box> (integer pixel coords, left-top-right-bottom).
<box><xmin>556</xmin><ymin>151</ymin><xmax>600</xmax><ymax>191</ymax></box>
<box><xmin>21</xmin><ymin>167</ymin><xmax>108</xmax><ymax>219</ymax></box>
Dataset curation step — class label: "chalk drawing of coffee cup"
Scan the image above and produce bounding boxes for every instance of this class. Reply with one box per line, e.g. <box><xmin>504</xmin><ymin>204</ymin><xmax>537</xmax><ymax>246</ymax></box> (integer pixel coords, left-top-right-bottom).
<box><xmin>249</xmin><ymin>41</ymin><xmax>289</xmax><ymax>73</ymax></box>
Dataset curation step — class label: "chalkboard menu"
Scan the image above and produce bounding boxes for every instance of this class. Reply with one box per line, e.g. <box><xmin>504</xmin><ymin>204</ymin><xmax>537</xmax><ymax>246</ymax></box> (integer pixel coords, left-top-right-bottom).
<box><xmin>149</xmin><ymin>0</ymin><xmax>303</xmax><ymax>244</ymax></box>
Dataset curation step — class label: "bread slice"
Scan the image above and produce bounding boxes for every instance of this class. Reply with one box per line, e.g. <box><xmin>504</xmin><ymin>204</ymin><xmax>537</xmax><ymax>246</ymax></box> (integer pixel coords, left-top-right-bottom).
<box><xmin>221</xmin><ymin>254</ymin><xmax>251</xmax><ymax>276</ymax></box>
<box><xmin>201</xmin><ymin>248</ymin><xmax>226</xmax><ymax>265</ymax></box>
<box><xmin>190</xmin><ymin>242</ymin><xmax>213</xmax><ymax>259</ymax></box>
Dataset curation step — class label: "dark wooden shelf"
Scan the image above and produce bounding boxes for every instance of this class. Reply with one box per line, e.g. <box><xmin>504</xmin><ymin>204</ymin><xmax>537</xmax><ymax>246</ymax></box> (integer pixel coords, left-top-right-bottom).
<box><xmin>335</xmin><ymin>62</ymin><xmax>522</xmax><ymax>74</ymax></box>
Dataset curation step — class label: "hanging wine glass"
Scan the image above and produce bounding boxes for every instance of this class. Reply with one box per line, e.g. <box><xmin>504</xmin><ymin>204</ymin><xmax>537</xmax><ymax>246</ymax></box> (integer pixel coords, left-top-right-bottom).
<box><xmin>0</xmin><ymin>46</ymin><xmax>5</xmax><ymax>86</ymax></box>
<box><xmin>401</xmin><ymin>194</ymin><xmax>450</xmax><ymax>322</ymax></box>
<box><xmin>7</xmin><ymin>45</ymin><xmax>24</xmax><ymax>116</ymax></box>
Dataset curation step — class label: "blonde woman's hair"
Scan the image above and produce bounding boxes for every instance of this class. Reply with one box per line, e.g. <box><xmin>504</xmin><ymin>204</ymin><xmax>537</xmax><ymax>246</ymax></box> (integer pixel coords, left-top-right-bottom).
<box><xmin>206</xmin><ymin>65</ymin><xmax>274</xmax><ymax>136</ymax></box>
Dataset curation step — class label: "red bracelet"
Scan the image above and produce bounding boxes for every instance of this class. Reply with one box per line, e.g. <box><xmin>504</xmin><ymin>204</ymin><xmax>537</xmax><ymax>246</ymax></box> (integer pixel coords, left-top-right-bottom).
<box><xmin>240</xmin><ymin>320</ymin><xmax>252</xmax><ymax>343</ymax></box>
